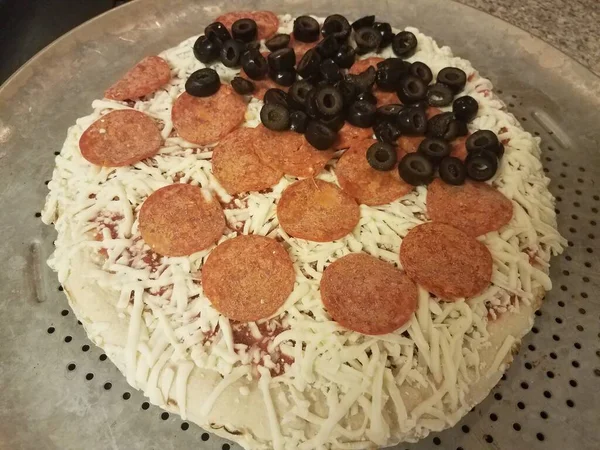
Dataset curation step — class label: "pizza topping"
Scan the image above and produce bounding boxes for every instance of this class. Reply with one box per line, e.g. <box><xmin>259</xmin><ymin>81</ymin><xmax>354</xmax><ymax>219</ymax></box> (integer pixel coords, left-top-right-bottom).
<box><xmin>215</xmin><ymin>11</ymin><xmax>279</xmax><ymax>40</ymax></box>
<box><xmin>268</xmin><ymin>48</ymin><xmax>296</xmax><ymax>72</ymax></box>
<box><xmin>336</xmin><ymin>138</ymin><xmax>412</xmax><ymax>205</ymax></box>
<box><xmin>277</xmin><ymin>179</ymin><xmax>360</xmax><ymax>242</ymax></box>
<box><xmin>373</xmin><ymin>121</ymin><xmax>400</xmax><ymax>144</ymax></box>
<box><xmin>205</xmin><ymin>21</ymin><xmax>232</xmax><ymax>47</ymax></box>
<box><xmin>417</xmin><ymin>137</ymin><xmax>451</xmax><ymax>164</ymax></box>
<box><xmin>334</xmin><ymin>122</ymin><xmax>374</xmax><ymax>150</ymax></box>
<box><xmin>347</xmin><ymin>100</ymin><xmax>376</xmax><ymax>128</ymax></box>
<box><xmin>138</xmin><ymin>184</ymin><xmax>225</xmax><ymax>257</ymax></box>
<box><xmin>260</xmin><ymin>103</ymin><xmax>291</xmax><ymax>131</ymax></box>
<box><xmin>219</xmin><ymin>39</ymin><xmax>244</xmax><ymax>68</ymax></box>
<box><xmin>289</xmin><ymin>110</ymin><xmax>308</xmax><ymax>133</ymax></box>
<box><xmin>438</xmin><ymin>156</ymin><xmax>467</xmax><ymax>185</ymax></box>
<box><xmin>332</xmin><ymin>43</ymin><xmax>356</xmax><ymax>69</ymax></box>
<box><xmin>427</xmin><ymin>178</ymin><xmax>513</xmax><ymax>236</ymax></box>
<box><xmin>367</xmin><ymin>142</ymin><xmax>397</xmax><ymax>171</ymax></box>
<box><xmin>104</xmin><ymin>56</ymin><xmax>171</xmax><ymax>101</ymax></box>
<box><xmin>321</xmin><ymin>14</ymin><xmax>351</xmax><ymax>41</ymax></box>
<box><xmin>397</xmin><ymin>76</ymin><xmax>428</xmax><ymax>105</ymax></box>
<box><xmin>185</xmin><ymin>68</ymin><xmax>220</xmax><ymax>97</ymax></box>
<box><xmin>319</xmin><ymin>112</ymin><xmax>345</xmax><ymax>132</ymax></box>
<box><xmin>465</xmin><ymin>149</ymin><xmax>498</xmax><ymax>181</ymax></box>
<box><xmin>401</xmin><ymin>222</ymin><xmax>493</xmax><ymax>300</ymax></box>
<box><xmin>409</xmin><ymin>61</ymin><xmax>433</xmax><ymax>85</ymax></box>
<box><xmin>355</xmin><ymin>90</ymin><xmax>377</xmax><ymax>105</ymax></box>
<box><xmin>375</xmin><ymin>103</ymin><xmax>403</xmax><ymax>123</ymax></box>
<box><xmin>315</xmin><ymin>35</ymin><xmax>340</xmax><ymax>59</ymax></box>
<box><xmin>320</xmin><ymin>253</ymin><xmax>418</xmax><ymax>335</ymax></box>
<box><xmin>254</xmin><ymin>125</ymin><xmax>333</xmax><ymax>177</ymax></box>
<box><xmin>466</xmin><ymin>129</ymin><xmax>502</xmax><ymax>155</ymax></box>
<box><xmin>427</xmin><ymin>82</ymin><xmax>454</xmax><ymax>107</ymax></box>
<box><xmin>212</xmin><ymin>127</ymin><xmax>283</xmax><ymax>194</ymax></box>
<box><xmin>232</xmin><ymin>18</ymin><xmax>258</xmax><ymax>42</ymax></box>
<box><xmin>288</xmin><ymin>79</ymin><xmax>313</xmax><ymax>109</ymax></box>
<box><xmin>375</xmin><ymin>59</ymin><xmax>408</xmax><ymax>91</ymax></box>
<box><xmin>293</xmin><ymin>16</ymin><xmax>320</xmax><ymax>43</ymax></box>
<box><xmin>171</xmin><ymin>86</ymin><xmax>245</xmax><ymax>145</ymax></box>
<box><xmin>79</xmin><ymin>110</ymin><xmax>162</xmax><ymax>167</ymax></box>
<box><xmin>320</xmin><ymin>58</ymin><xmax>343</xmax><ymax>84</ymax></box>
<box><xmin>202</xmin><ymin>235</ymin><xmax>295</xmax><ymax>322</ymax></box>
<box><xmin>231</xmin><ymin>76</ymin><xmax>255</xmax><ymax>95</ymax></box>
<box><xmin>193</xmin><ymin>35</ymin><xmax>220</xmax><ymax>64</ymax></box>
<box><xmin>392</xmin><ymin>31</ymin><xmax>418</xmax><ymax>58</ymax></box>
<box><xmin>374</xmin><ymin>22</ymin><xmax>394</xmax><ymax>49</ymax></box>
<box><xmin>305</xmin><ymin>120</ymin><xmax>337</xmax><ymax>150</ymax></box>
<box><xmin>351</xmin><ymin>15</ymin><xmax>375</xmax><ymax>31</ymax></box>
<box><xmin>347</xmin><ymin>66</ymin><xmax>377</xmax><ymax>95</ymax></box>
<box><xmin>264</xmin><ymin>88</ymin><xmax>290</xmax><ymax>107</ymax></box>
<box><xmin>453</xmin><ymin>95</ymin><xmax>479</xmax><ymax>122</ymax></box>
<box><xmin>397</xmin><ymin>106</ymin><xmax>428</xmax><ymax>135</ymax></box>
<box><xmin>398</xmin><ymin>152</ymin><xmax>434</xmax><ymax>185</ymax></box>
<box><xmin>265</xmin><ymin>33</ymin><xmax>291</xmax><ymax>52</ymax></box>
<box><xmin>398</xmin><ymin>135</ymin><xmax>425</xmax><ymax>154</ymax></box>
<box><xmin>241</xmin><ymin>48</ymin><xmax>269</xmax><ymax>80</ymax></box>
<box><xmin>354</xmin><ymin>27</ymin><xmax>382</xmax><ymax>54</ymax></box>
<box><xmin>270</xmin><ymin>68</ymin><xmax>296</xmax><ymax>87</ymax></box>
<box><xmin>314</xmin><ymin>86</ymin><xmax>343</xmax><ymax>117</ymax></box>
<box><xmin>437</xmin><ymin>67</ymin><xmax>467</xmax><ymax>93</ymax></box>
<box><xmin>427</xmin><ymin>112</ymin><xmax>461</xmax><ymax>141</ymax></box>
<box><xmin>296</xmin><ymin>48</ymin><xmax>321</xmax><ymax>78</ymax></box>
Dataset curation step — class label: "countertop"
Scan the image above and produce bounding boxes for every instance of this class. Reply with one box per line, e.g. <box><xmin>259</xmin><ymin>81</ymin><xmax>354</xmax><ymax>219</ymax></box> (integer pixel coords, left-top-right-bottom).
<box><xmin>0</xmin><ymin>0</ymin><xmax>598</xmax><ymax>84</ymax></box>
<box><xmin>457</xmin><ymin>0</ymin><xmax>600</xmax><ymax>75</ymax></box>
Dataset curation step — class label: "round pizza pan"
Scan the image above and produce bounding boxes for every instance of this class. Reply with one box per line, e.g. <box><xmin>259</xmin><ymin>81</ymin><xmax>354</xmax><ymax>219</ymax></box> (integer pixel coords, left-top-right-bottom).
<box><xmin>0</xmin><ymin>0</ymin><xmax>598</xmax><ymax>449</ymax></box>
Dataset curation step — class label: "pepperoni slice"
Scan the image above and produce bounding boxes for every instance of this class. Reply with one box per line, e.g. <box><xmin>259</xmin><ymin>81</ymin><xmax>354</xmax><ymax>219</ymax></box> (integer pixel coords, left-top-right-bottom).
<box><xmin>348</xmin><ymin>57</ymin><xmax>383</xmax><ymax>75</ymax></box>
<box><xmin>427</xmin><ymin>178</ymin><xmax>513</xmax><ymax>237</ymax></box>
<box><xmin>320</xmin><ymin>253</ymin><xmax>418</xmax><ymax>335</ymax></box>
<box><xmin>426</xmin><ymin>107</ymin><xmax>442</xmax><ymax>119</ymax></box>
<box><xmin>334</xmin><ymin>122</ymin><xmax>374</xmax><ymax>150</ymax></box>
<box><xmin>240</xmin><ymin>71</ymin><xmax>288</xmax><ymax>101</ymax></box>
<box><xmin>397</xmin><ymin>136</ymin><xmax>425</xmax><ymax>155</ymax></box>
<box><xmin>373</xmin><ymin>90</ymin><xmax>398</xmax><ymax>106</ymax></box>
<box><xmin>202</xmin><ymin>235</ymin><xmax>295</xmax><ymax>322</ymax></box>
<box><xmin>212</xmin><ymin>127</ymin><xmax>283</xmax><ymax>194</ymax></box>
<box><xmin>104</xmin><ymin>56</ymin><xmax>171</xmax><ymax>101</ymax></box>
<box><xmin>139</xmin><ymin>184</ymin><xmax>225</xmax><ymax>256</ymax></box>
<box><xmin>215</xmin><ymin>11</ymin><xmax>279</xmax><ymax>40</ymax></box>
<box><xmin>450</xmin><ymin>136</ymin><xmax>468</xmax><ymax>161</ymax></box>
<box><xmin>171</xmin><ymin>85</ymin><xmax>246</xmax><ymax>146</ymax></box>
<box><xmin>277</xmin><ymin>179</ymin><xmax>360</xmax><ymax>242</ymax></box>
<box><xmin>254</xmin><ymin>125</ymin><xmax>334</xmax><ymax>178</ymax></box>
<box><xmin>400</xmin><ymin>222</ymin><xmax>493</xmax><ymax>300</ymax></box>
<box><xmin>335</xmin><ymin>138</ymin><xmax>412</xmax><ymax>206</ymax></box>
<box><xmin>79</xmin><ymin>110</ymin><xmax>162</xmax><ymax>167</ymax></box>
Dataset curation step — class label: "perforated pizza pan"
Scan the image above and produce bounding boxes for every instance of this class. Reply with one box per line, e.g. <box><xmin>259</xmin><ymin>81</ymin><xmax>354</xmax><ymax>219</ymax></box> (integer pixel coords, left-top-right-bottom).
<box><xmin>0</xmin><ymin>0</ymin><xmax>599</xmax><ymax>449</ymax></box>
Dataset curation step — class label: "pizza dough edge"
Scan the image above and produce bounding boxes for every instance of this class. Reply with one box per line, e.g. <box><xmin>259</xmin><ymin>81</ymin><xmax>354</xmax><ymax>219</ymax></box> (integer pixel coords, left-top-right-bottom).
<box><xmin>62</xmin><ymin>246</ymin><xmax>542</xmax><ymax>448</ymax></box>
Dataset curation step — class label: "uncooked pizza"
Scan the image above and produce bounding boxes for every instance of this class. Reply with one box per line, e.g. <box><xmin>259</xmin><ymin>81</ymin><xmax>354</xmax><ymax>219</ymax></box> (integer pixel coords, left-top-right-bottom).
<box><xmin>42</xmin><ymin>10</ymin><xmax>566</xmax><ymax>450</ymax></box>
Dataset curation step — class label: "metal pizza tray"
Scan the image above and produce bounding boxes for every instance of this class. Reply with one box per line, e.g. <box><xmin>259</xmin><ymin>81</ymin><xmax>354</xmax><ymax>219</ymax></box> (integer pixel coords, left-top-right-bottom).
<box><xmin>0</xmin><ymin>0</ymin><xmax>598</xmax><ymax>449</ymax></box>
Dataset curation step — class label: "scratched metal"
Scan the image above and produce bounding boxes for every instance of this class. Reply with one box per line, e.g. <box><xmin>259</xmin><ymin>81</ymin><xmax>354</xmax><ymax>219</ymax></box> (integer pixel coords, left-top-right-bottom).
<box><xmin>0</xmin><ymin>0</ymin><xmax>599</xmax><ymax>449</ymax></box>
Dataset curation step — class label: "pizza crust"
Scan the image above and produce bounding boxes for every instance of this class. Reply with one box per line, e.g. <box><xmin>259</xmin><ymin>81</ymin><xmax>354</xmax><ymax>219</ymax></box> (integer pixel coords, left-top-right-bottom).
<box><xmin>63</xmin><ymin>246</ymin><xmax>543</xmax><ymax>448</ymax></box>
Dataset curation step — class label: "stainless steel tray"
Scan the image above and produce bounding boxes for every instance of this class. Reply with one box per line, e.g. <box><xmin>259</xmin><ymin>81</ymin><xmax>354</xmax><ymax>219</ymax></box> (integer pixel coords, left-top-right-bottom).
<box><xmin>1</xmin><ymin>0</ymin><xmax>599</xmax><ymax>449</ymax></box>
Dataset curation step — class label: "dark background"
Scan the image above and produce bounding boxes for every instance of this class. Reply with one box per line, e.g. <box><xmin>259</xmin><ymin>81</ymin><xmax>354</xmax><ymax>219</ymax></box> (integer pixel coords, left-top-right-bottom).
<box><xmin>0</xmin><ymin>0</ymin><xmax>133</xmax><ymax>84</ymax></box>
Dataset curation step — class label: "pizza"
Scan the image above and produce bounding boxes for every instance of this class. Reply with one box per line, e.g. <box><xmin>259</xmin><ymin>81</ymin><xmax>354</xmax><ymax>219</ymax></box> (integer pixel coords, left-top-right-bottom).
<box><xmin>41</xmin><ymin>11</ymin><xmax>566</xmax><ymax>450</ymax></box>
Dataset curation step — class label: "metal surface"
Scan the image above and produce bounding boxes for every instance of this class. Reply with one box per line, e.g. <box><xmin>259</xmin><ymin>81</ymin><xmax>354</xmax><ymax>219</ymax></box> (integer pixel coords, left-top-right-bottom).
<box><xmin>0</xmin><ymin>0</ymin><xmax>599</xmax><ymax>449</ymax></box>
